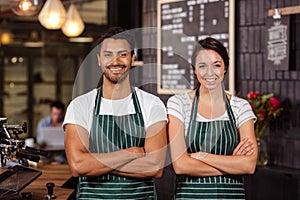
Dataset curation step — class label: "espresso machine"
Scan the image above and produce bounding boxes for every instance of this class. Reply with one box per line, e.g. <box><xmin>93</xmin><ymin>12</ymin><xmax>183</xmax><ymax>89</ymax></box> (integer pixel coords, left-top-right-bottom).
<box><xmin>0</xmin><ymin>117</ymin><xmax>48</xmax><ymax>199</ymax></box>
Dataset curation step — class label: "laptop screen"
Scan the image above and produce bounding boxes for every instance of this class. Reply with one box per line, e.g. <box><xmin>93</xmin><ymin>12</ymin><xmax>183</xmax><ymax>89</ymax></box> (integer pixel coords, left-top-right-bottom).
<box><xmin>39</xmin><ymin>127</ymin><xmax>65</xmax><ymax>148</ymax></box>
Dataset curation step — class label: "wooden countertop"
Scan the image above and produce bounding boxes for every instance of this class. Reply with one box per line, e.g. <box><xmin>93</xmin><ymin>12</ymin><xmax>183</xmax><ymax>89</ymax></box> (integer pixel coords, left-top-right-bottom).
<box><xmin>7</xmin><ymin>164</ymin><xmax>74</xmax><ymax>200</ymax></box>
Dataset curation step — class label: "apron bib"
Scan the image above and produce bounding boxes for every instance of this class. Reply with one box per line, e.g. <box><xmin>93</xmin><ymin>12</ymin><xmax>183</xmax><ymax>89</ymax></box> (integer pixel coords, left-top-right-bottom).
<box><xmin>77</xmin><ymin>87</ymin><xmax>155</xmax><ymax>199</ymax></box>
<box><xmin>176</xmin><ymin>89</ymin><xmax>245</xmax><ymax>199</ymax></box>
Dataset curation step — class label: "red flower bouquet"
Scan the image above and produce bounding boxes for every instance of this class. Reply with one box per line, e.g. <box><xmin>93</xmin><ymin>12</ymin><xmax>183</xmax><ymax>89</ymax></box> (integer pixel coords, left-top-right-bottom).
<box><xmin>246</xmin><ymin>91</ymin><xmax>282</xmax><ymax>138</ymax></box>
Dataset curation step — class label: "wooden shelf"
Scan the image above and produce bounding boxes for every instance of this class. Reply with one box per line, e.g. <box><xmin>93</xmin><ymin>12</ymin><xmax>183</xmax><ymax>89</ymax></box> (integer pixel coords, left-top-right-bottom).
<box><xmin>268</xmin><ymin>5</ymin><xmax>300</xmax><ymax>17</ymax></box>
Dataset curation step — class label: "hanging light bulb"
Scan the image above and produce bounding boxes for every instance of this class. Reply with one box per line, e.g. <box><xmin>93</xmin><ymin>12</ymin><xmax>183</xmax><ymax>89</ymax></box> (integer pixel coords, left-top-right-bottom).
<box><xmin>8</xmin><ymin>0</ymin><xmax>43</xmax><ymax>16</ymax></box>
<box><xmin>38</xmin><ymin>0</ymin><xmax>67</xmax><ymax>30</ymax></box>
<box><xmin>0</xmin><ymin>30</ymin><xmax>14</xmax><ymax>45</ymax></box>
<box><xmin>19</xmin><ymin>0</ymin><xmax>31</xmax><ymax>10</ymax></box>
<box><xmin>62</xmin><ymin>4</ymin><xmax>85</xmax><ymax>37</ymax></box>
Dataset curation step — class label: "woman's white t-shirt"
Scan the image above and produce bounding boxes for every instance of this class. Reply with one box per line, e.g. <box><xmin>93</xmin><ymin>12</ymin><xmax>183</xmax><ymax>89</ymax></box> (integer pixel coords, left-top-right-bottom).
<box><xmin>167</xmin><ymin>92</ymin><xmax>256</xmax><ymax>135</ymax></box>
<box><xmin>63</xmin><ymin>87</ymin><xmax>167</xmax><ymax>133</ymax></box>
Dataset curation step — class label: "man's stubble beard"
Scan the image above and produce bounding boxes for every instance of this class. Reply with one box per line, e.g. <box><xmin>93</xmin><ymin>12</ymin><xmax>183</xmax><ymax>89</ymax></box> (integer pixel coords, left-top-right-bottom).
<box><xmin>103</xmin><ymin>69</ymin><xmax>130</xmax><ymax>84</ymax></box>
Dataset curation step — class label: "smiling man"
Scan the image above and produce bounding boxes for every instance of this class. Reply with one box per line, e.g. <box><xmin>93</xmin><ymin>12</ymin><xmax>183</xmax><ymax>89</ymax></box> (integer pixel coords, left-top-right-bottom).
<box><xmin>63</xmin><ymin>27</ymin><xmax>167</xmax><ymax>199</ymax></box>
<box><xmin>98</xmin><ymin>38</ymin><xmax>132</xmax><ymax>84</ymax></box>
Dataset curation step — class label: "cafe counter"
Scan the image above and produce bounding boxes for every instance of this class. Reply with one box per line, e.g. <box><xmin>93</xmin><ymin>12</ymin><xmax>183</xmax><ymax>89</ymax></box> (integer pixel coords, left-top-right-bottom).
<box><xmin>3</xmin><ymin>164</ymin><xmax>74</xmax><ymax>200</ymax></box>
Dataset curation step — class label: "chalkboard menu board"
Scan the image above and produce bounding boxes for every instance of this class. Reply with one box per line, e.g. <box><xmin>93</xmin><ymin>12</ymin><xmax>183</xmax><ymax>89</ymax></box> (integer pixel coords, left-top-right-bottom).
<box><xmin>157</xmin><ymin>0</ymin><xmax>230</xmax><ymax>94</ymax></box>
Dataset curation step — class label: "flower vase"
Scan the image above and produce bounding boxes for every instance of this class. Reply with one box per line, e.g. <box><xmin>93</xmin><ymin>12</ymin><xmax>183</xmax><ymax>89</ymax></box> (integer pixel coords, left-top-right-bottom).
<box><xmin>256</xmin><ymin>137</ymin><xmax>268</xmax><ymax>166</ymax></box>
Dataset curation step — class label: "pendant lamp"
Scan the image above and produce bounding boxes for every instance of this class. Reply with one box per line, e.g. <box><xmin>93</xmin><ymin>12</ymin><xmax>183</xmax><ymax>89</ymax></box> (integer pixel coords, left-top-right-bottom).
<box><xmin>38</xmin><ymin>0</ymin><xmax>67</xmax><ymax>30</ymax></box>
<box><xmin>62</xmin><ymin>4</ymin><xmax>85</xmax><ymax>37</ymax></box>
<box><xmin>8</xmin><ymin>0</ymin><xmax>43</xmax><ymax>16</ymax></box>
<box><xmin>0</xmin><ymin>30</ymin><xmax>14</xmax><ymax>45</ymax></box>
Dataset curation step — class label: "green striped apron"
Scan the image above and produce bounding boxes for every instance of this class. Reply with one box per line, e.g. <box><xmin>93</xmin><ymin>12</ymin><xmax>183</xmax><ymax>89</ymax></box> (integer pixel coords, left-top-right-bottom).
<box><xmin>175</xmin><ymin>88</ymin><xmax>245</xmax><ymax>199</ymax></box>
<box><xmin>77</xmin><ymin>87</ymin><xmax>156</xmax><ymax>199</ymax></box>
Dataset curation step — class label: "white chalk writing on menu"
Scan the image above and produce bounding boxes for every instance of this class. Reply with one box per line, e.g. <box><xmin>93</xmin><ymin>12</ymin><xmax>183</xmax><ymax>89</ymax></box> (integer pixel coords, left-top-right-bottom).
<box><xmin>158</xmin><ymin>0</ymin><xmax>229</xmax><ymax>93</ymax></box>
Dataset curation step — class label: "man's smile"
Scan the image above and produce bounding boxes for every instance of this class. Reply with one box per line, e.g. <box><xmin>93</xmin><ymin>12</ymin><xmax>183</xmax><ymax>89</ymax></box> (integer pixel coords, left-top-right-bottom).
<box><xmin>106</xmin><ymin>65</ymin><xmax>126</xmax><ymax>73</ymax></box>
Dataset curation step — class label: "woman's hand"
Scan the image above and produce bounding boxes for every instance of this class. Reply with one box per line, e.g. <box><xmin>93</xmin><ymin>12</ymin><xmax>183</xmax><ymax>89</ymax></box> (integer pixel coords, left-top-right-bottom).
<box><xmin>233</xmin><ymin>138</ymin><xmax>254</xmax><ymax>156</ymax></box>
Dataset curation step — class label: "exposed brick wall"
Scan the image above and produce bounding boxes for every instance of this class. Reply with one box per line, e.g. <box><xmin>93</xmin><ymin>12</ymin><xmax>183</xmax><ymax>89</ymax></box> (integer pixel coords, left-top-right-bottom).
<box><xmin>236</xmin><ymin>0</ymin><xmax>300</xmax><ymax>169</ymax></box>
<box><xmin>142</xmin><ymin>0</ymin><xmax>300</xmax><ymax>169</ymax></box>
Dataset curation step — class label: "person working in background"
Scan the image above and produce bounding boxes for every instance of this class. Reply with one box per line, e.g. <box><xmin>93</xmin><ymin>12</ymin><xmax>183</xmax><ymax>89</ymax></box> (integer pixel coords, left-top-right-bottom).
<box><xmin>37</xmin><ymin>100</ymin><xmax>66</xmax><ymax>163</ymax></box>
<box><xmin>37</xmin><ymin>100</ymin><xmax>65</xmax><ymax>143</ymax></box>
<box><xmin>63</xmin><ymin>27</ymin><xmax>167</xmax><ymax>199</ymax></box>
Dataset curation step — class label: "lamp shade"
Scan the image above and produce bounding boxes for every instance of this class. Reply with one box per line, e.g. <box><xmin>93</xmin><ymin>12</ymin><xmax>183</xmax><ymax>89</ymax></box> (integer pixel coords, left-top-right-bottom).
<box><xmin>9</xmin><ymin>0</ymin><xmax>43</xmax><ymax>16</ymax></box>
<box><xmin>62</xmin><ymin>4</ymin><xmax>85</xmax><ymax>37</ymax></box>
<box><xmin>38</xmin><ymin>0</ymin><xmax>67</xmax><ymax>30</ymax></box>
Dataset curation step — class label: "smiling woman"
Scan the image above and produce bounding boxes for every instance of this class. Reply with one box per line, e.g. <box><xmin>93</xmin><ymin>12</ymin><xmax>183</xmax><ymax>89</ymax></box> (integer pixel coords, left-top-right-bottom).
<box><xmin>167</xmin><ymin>37</ymin><xmax>257</xmax><ymax>199</ymax></box>
<box><xmin>194</xmin><ymin>49</ymin><xmax>226</xmax><ymax>90</ymax></box>
<box><xmin>191</xmin><ymin>37</ymin><xmax>230</xmax><ymax>90</ymax></box>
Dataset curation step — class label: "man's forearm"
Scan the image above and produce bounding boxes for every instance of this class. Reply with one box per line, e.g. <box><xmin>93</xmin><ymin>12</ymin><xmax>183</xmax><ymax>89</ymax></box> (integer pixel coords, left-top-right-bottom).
<box><xmin>68</xmin><ymin>147</ymin><xmax>145</xmax><ymax>177</ymax></box>
<box><xmin>111</xmin><ymin>151</ymin><xmax>166</xmax><ymax>178</ymax></box>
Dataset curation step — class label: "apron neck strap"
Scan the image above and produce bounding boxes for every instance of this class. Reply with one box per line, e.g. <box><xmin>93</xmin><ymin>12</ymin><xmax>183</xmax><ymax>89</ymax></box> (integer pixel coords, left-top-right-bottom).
<box><xmin>223</xmin><ymin>90</ymin><xmax>236</xmax><ymax>123</ymax></box>
<box><xmin>94</xmin><ymin>87</ymin><xmax>102</xmax><ymax>115</ymax></box>
<box><xmin>190</xmin><ymin>87</ymin><xmax>235</xmax><ymax>122</ymax></box>
<box><xmin>131</xmin><ymin>88</ymin><xmax>142</xmax><ymax>113</ymax></box>
<box><xmin>190</xmin><ymin>88</ymin><xmax>199</xmax><ymax>120</ymax></box>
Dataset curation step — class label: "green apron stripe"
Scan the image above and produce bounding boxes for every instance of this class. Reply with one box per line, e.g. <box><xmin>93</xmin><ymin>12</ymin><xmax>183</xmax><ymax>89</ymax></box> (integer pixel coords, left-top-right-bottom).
<box><xmin>132</xmin><ymin>90</ymin><xmax>142</xmax><ymax>113</ymax></box>
<box><xmin>80</xmin><ymin>187</ymin><xmax>154</xmax><ymax>193</ymax></box>
<box><xmin>178</xmin><ymin>190</ymin><xmax>245</xmax><ymax>194</ymax></box>
<box><xmin>176</xmin><ymin>195</ymin><xmax>245</xmax><ymax>200</ymax></box>
<box><xmin>223</xmin><ymin>121</ymin><xmax>229</xmax><ymax>155</ymax></box>
<box><xmin>78</xmin><ymin>193</ymin><xmax>155</xmax><ymax>200</ymax></box>
<box><xmin>80</xmin><ymin>178</ymin><xmax>153</xmax><ymax>184</ymax></box>
<box><xmin>94</xmin><ymin>89</ymin><xmax>101</xmax><ymax>115</ymax></box>
<box><xmin>179</xmin><ymin>175</ymin><xmax>243</xmax><ymax>184</ymax></box>
<box><xmin>79</xmin><ymin>180</ymin><xmax>155</xmax><ymax>199</ymax></box>
<box><xmin>176</xmin><ymin>183</ymin><xmax>245</xmax><ymax>199</ymax></box>
<box><xmin>177</xmin><ymin>182</ymin><xmax>244</xmax><ymax>188</ymax></box>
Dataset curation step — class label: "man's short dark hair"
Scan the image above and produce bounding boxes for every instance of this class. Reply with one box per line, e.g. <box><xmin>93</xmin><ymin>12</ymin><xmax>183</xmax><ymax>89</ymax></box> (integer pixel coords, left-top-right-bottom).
<box><xmin>50</xmin><ymin>100</ymin><xmax>65</xmax><ymax>112</ymax></box>
<box><xmin>97</xmin><ymin>27</ymin><xmax>135</xmax><ymax>56</ymax></box>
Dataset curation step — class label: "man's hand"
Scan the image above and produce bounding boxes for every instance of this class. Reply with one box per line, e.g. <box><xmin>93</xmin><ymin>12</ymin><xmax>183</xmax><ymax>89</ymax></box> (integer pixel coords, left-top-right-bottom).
<box><xmin>125</xmin><ymin>147</ymin><xmax>145</xmax><ymax>156</ymax></box>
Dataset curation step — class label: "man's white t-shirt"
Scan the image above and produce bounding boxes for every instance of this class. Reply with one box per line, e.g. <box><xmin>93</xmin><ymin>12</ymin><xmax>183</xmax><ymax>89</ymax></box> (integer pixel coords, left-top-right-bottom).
<box><xmin>63</xmin><ymin>87</ymin><xmax>167</xmax><ymax>133</ymax></box>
